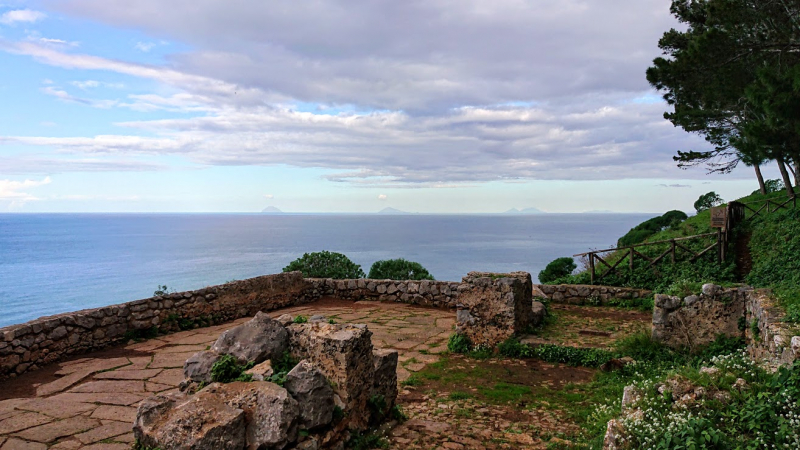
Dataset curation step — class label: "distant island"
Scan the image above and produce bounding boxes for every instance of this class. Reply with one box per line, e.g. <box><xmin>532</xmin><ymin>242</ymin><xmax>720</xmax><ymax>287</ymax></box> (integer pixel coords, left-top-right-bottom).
<box><xmin>261</xmin><ymin>206</ymin><xmax>283</xmax><ymax>213</ymax></box>
<box><xmin>503</xmin><ymin>207</ymin><xmax>546</xmax><ymax>215</ymax></box>
<box><xmin>377</xmin><ymin>207</ymin><xmax>410</xmax><ymax>215</ymax></box>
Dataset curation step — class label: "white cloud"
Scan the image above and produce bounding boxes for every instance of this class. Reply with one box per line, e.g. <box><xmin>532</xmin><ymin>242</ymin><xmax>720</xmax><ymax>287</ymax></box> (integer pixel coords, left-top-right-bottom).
<box><xmin>378</xmin><ymin>194</ymin><xmax>387</xmax><ymax>200</ymax></box>
<box><xmin>0</xmin><ymin>9</ymin><xmax>45</xmax><ymax>25</ymax></box>
<box><xmin>264</xmin><ymin>194</ymin><xmax>274</xmax><ymax>199</ymax></box>
<box><xmin>134</xmin><ymin>41</ymin><xmax>156</xmax><ymax>52</ymax></box>
<box><xmin>0</xmin><ymin>176</ymin><xmax>51</xmax><ymax>208</ymax></box>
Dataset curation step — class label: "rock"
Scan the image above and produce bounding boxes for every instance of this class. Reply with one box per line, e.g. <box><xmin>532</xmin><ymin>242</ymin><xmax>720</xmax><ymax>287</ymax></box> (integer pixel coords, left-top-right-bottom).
<box><xmin>684</xmin><ymin>295</ymin><xmax>699</xmax><ymax>306</ymax></box>
<box><xmin>287</xmin><ymin>323</ymin><xmax>375</xmax><ymax>429</ymax></box>
<box><xmin>620</xmin><ymin>385</ymin><xmax>641</xmax><ymax>411</ymax></box>
<box><xmin>371</xmin><ymin>349</ymin><xmax>399</xmax><ymax>414</ymax></box>
<box><xmin>600</xmin><ymin>357</ymin><xmax>635</xmax><ymax>372</ymax></box>
<box><xmin>792</xmin><ymin>336</ymin><xmax>800</xmax><ymax>358</ymax></box>
<box><xmin>309</xmin><ymin>315</ymin><xmax>327</xmax><ymax>323</ymax></box>
<box><xmin>531</xmin><ymin>301</ymin><xmax>546</xmax><ymax>324</ymax></box>
<box><xmin>212</xmin><ymin>311</ymin><xmax>289</xmax><ymax>364</ymax></box>
<box><xmin>206</xmin><ymin>381</ymin><xmax>300</xmax><ymax>449</ymax></box>
<box><xmin>699</xmin><ymin>366</ymin><xmax>720</xmax><ymax>377</ymax></box>
<box><xmin>654</xmin><ymin>294</ymin><xmax>681</xmax><ymax>311</ymax></box>
<box><xmin>245</xmin><ymin>360</ymin><xmax>274</xmax><ymax>382</ymax></box>
<box><xmin>184</xmin><ymin>350</ymin><xmax>222</xmax><ymax>383</ymax></box>
<box><xmin>456</xmin><ymin>309</ymin><xmax>475</xmax><ymax>325</ymax></box>
<box><xmin>134</xmin><ymin>390</ymin><xmax>246</xmax><ymax>450</ymax></box>
<box><xmin>602</xmin><ymin>419</ymin><xmax>625</xmax><ymax>450</ymax></box>
<box><xmin>733</xmin><ymin>378</ymin><xmax>747</xmax><ymax>390</ymax></box>
<box><xmin>284</xmin><ymin>360</ymin><xmax>336</xmax><ymax>429</ymax></box>
<box><xmin>652</xmin><ymin>307</ymin><xmax>668</xmax><ymax>325</ymax></box>
<box><xmin>702</xmin><ymin>283</ymin><xmax>720</xmax><ymax>296</ymax></box>
<box><xmin>276</xmin><ymin>314</ymin><xmax>295</xmax><ymax>327</ymax></box>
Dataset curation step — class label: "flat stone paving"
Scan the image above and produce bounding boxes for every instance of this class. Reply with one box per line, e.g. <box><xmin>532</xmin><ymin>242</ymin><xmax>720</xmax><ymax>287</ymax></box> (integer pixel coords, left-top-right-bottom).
<box><xmin>0</xmin><ymin>299</ymin><xmax>455</xmax><ymax>449</ymax></box>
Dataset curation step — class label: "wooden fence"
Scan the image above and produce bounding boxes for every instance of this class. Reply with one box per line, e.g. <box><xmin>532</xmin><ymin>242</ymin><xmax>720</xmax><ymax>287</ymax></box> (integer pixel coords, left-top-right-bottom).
<box><xmin>732</xmin><ymin>196</ymin><xmax>797</xmax><ymax>221</ymax></box>
<box><xmin>574</xmin><ymin>232</ymin><xmax>722</xmax><ymax>285</ymax></box>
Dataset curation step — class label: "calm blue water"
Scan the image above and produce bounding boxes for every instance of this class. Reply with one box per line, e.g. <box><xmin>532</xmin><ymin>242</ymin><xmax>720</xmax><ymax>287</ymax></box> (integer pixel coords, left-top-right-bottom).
<box><xmin>0</xmin><ymin>213</ymin><xmax>651</xmax><ymax>328</ymax></box>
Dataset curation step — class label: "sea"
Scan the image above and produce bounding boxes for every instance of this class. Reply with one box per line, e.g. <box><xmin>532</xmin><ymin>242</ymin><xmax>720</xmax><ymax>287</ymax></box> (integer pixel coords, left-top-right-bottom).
<box><xmin>0</xmin><ymin>213</ymin><xmax>652</xmax><ymax>328</ymax></box>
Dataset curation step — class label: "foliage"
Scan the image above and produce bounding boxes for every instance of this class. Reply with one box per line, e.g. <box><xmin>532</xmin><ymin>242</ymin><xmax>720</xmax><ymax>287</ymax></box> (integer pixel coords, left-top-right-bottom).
<box><xmin>283</xmin><ymin>251</ymin><xmax>365</xmax><ymax>279</ymax></box>
<box><xmin>752</xmin><ymin>179</ymin><xmax>783</xmax><ymax>195</ymax></box>
<box><xmin>663</xmin><ymin>279</ymin><xmax>703</xmax><ymax>298</ymax></box>
<box><xmin>538</xmin><ymin>257</ymin><xmax>577</xmax><ymax>284</ymax></box>
<box><xmin>293</xmin><ymin>315</ymin><xmax>308</xmax><ymax>324</ymax></box>
<box><xmin>446</xmin><ymin>333</ymin><xmax>472</xmax><ymax>354</ymax></box>
<box><xmin>745</xmin><ymin>205</ymin><xmax>800</xmax><ymax>321</ymax></box>
<box><xmin>618</xmin><ymin>210</ymin><xmax>688</xmax><ymax>247</ymax></box>
<box><xmin>345</xmin><ymin>430</ymin><xmax>389</xmax><ymax>450</ymax></box>
<box><xmin>210</xmin><ymin>355</ymin><xmax>255</xmax><ymax>383</ymax></box>
<box><xmin>153</xmin><ymin>284</ymin><xmax>174</xmax><ymax>296</ymax></box>
<box><xmin>694</xmin><ymin>191</ymin><xmax>723</xmax><ymax>213</ymax></box>
<box><xmin>264</xmin><ymin>351</ymin><xmax>300</xmax><ymax>387</ymax></box>
<box><xmin>367</xmin><ymin>258</ymin><xmax>434</xmax><ymax>280</ymax></box>
<box><xmin>390</xmin><ymin>405</ymin><xmax>407</xmax><ymax>422</ymax></box>
<box><xmin>498</xmin><ymin>338</ymin><xmax>614</xmax><ymax>368</ymax></box>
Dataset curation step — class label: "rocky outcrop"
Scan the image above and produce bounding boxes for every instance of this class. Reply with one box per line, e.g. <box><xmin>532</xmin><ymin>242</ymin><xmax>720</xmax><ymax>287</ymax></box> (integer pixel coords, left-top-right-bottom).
<box><xmin>138</xmin><ymin>311</ymin><xmax>397</xmax><ymax>450</ymax></box>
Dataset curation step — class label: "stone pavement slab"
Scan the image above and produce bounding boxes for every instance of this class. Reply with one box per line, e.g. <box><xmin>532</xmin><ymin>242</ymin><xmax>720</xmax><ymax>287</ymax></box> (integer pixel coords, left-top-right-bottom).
<box><xmin>0</xmin><ymin>298</ymin><xmax>456</xmax><ymax>448</ymax></box>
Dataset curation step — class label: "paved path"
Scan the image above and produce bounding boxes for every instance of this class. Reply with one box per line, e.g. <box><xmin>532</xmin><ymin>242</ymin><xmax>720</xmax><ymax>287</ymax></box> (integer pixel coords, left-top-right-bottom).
<box><xmin>0</xmin><ymin>299</ymin><xmax>455</xmax><ymax>449</ymax></box>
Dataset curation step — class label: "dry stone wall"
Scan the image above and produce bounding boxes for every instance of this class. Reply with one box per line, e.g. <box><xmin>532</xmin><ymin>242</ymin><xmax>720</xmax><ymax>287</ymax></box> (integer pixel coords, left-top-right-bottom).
<box><xmin>651</xmin><ymin>284</ymin><xmax>800</xmax><ymax>365</ymax></box>
<box><xmin>0</xmin><ymin>272</ymin><xmax>314</xmax><ymax>380</ymax></box>
<box><xmin>305</xmin><ymin>277</ymin><xmax>461</xmax><ymax>308</ymax></box>
<box><xmin>535</xmin><ymin>284</ymin><xmax>651</xmax><ymax>305</ymax></box>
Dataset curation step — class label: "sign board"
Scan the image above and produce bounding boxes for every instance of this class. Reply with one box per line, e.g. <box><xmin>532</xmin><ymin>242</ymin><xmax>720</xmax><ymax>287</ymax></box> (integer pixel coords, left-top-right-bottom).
<box><xmin>710</xmin><ymin>206</ymin><xmax>727</xmax><ymax>228</ymax></box>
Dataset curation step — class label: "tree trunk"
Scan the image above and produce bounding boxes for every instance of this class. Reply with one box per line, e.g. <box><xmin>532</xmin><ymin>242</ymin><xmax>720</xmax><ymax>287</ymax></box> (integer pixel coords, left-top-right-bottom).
<box><xmin>777</xmin><ymin>156</ymin><xmax>796</xmax><ymax>198</ymax></box>
<box><xmin>754</xmin><ymin>163</ymin><xmax>767</xmax><ymax>194</ymax></box>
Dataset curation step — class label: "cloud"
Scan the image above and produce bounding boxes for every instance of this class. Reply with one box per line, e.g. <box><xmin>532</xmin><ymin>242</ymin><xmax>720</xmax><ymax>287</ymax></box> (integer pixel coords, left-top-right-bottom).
<box><xmin>658</xmin><ymin>183</ymin><xmax>692</xmax><ymax>188</ymax></box>
<box><xmin>40</xmin><ymin>85</ymin><xmax>118</xmax><ymax>108</ymax></box>
<box><xmin>0</xmin><ymin>176</ymin><xmax>51</xmax><ymax>208</ymax></box>
<box><xmin>0</xmin><ymin>9</ymin><xmax>45</xmax><ymax>25</ymax></box>
<box><xmin>134</xmin><ymin>41</ymin><xmax>156</xmax><ymax>52</ymax></box>
<box><xmin>264</xmin><ymin>194</ymin><xmax>274</xmax><ymax>199</ymax></box>
<box><xmin>378</xmin><ymin>194</ymin><xmax>387</xmax><ymax>200</ymax></box>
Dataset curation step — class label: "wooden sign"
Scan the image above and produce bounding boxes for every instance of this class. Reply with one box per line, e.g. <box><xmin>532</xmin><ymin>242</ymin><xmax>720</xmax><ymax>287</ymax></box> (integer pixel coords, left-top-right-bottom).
<box><xmin>710</xmin><ymin>206</ymin><xmax>727</xmax><ymax>228</ymax></box>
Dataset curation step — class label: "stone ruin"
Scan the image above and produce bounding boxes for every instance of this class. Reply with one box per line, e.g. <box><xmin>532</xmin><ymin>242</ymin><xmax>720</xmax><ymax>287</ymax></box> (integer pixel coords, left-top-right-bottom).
<box><xmin>133</xmin><ymin>312</ymin><xmax>398</xmax><ymax>449</ymax></box>
<box><xmin>456</xmin><ymin>272</ymin><xmax>545</xmax><ymax>347</ymax></box>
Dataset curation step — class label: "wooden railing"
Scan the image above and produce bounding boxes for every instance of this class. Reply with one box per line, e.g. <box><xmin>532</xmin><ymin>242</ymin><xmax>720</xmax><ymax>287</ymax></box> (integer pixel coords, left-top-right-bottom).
<box><xmin>734</xmin><ymin>196</ymin><xmax>797</xmax><ymax>220</ymax></box>
<box><xmin>574</xmin><ymin>232</ymin><xmax>722</xmax><ymax>285</ymax></box>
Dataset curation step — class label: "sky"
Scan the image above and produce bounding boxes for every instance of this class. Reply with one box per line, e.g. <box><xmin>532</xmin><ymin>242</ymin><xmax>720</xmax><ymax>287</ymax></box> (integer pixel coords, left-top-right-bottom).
<box><xmin>0</xmin><ymin>0</ymin><xmax>781</xmax><ymax>213</ymax></box>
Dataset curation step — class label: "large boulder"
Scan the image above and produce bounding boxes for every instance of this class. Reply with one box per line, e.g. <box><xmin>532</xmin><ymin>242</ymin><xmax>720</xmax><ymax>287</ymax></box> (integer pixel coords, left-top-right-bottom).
<box><xmin>371</xmin><ymin>348</ymin><xmax>398</xmax><ymax>414</ymax></box>
<box><xmin>284</xmin><ymin>360</ymin><xmax>336</xmax><ymax>430</ymax></box>
<box><xmin>184</xmin><ymin>350</ymin><xmax>222</xmax><ymax>383</ymax></box>
<box><xmin>133</xmin><ymin>390</ymin><xmax>246</xmax><ymax>450</ymax></box>
<box><xmin>206</xmin><ymin>381</ymin><xmax>300</xmax><ymax>449</ymax></box>
<box><xmin>212</xmin><ymin>312</ymin><xmax>289</xmax><ymax>364</ymax></box>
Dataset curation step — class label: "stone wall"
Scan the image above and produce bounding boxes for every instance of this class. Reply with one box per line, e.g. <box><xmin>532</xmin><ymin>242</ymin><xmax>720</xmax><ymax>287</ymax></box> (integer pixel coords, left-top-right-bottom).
<box><xmin>535</xmin><ymin>284</ymin><xmax>651</xmax><ymax>305</ymax></box>
<box><xmin>651</xmin><ymin>284</ymin><xmax>800</xmax><ymax>365</ymax></box>
<box><xmin>0</xmin><ymin>272</ymin><xmax>314</xmax><ymax>380</ymax></box>
<box><xmin>304</xmin><ymin>277</ymin><xmax>461</xmax><ymax>309</ymax></box>
<box><xmin>746</xmin><ymin>290</ymin><xmax>800</xmax><ymax>365</ymax></box>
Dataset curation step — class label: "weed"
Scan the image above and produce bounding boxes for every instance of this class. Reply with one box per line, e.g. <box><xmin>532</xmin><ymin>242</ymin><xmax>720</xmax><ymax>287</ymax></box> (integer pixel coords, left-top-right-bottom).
<box><xmin>448</xmin><ymin>391</ymin><xmax>473</xmax><ymax>401</ymax></box>
<box><xmin>210</xmin><ymin>354</ymin><xmax>254</xmax><ymax>383</ymax></box>
<box><xmin>447</xmin><ymin>333</ymin><xmax>472</xmax><ymax>354</ymax></box>
<box><xmin>293</xmin><ymin>315</ymin><xmax>308</xmax><ymax>324</ymax></box>
<box><xmin>345</xmin><ymin>430</ymin><xmax>389</xmax><ymax>449</ymax></box>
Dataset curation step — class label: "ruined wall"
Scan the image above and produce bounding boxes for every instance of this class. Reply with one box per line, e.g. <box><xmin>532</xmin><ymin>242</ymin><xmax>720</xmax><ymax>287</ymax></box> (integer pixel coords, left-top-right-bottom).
<box><xmin>535</xmin><ymin>284</ymin><xmax>651</xmax><ymax>305</ymax></box>
<box><xmin>746</xmin><ymin>290</ymin><xmax>800</xmax><ymax>365</ymax></box>
<box><xmin>652</xmin><ymin>284</ymin><xmax>800</xmax><ymax>365</ymax></box>
<box><xmin>304</xmin><ymin>277</ymin><xmax>461</xmax><ymax>309</ymax></box>
<box><xmin>0</xmin><ymin>272</ymin><xmax>314</xmax><ymax>380</ymax></box>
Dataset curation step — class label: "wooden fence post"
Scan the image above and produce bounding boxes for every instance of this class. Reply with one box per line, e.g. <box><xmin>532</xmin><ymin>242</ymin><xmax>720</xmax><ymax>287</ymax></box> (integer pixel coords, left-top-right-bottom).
<box><xmin>629</xmin><ymin>247</ymin><xmax>634</xmax><ymax>272</ymax></box>
<box><xmin>670</xmin><ymin>240</ymin><xmax>676</xmax><ymax>264</ymax></box>
<box><xmin>589</xmin><ymin>253</ymin><xmax>595</xmax><ymax>285</ymax></box>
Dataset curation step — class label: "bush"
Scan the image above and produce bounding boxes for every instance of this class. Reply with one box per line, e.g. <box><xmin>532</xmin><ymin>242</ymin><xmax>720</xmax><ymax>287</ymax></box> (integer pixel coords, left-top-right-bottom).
<box><xmin>538</xmin><ymin>257</ymin><xmax>577</xmax><ymax>283</ymax></box>
<box><xmin>367</xmin><ymin>258</ymin><xmax>434</xmax><ymax>280</ymax></box>
<box><xmin>694</xmin><ymin>191</ymin><xmax>723</xmax><ymax>212</ymax></box>
<box><xmin>283</xmin><ymin>251</ymin><xmax>365</xmax><ymax>279</ymax></box>
<box><xmin>210</xmin><ymin>355</ymin><xmax>254</xmax><ymax>383</ymax></box>
<box><xmin>447</xmin><ymin>333</ymin><xmax>472</xmax><ymax>354</ymax></box>
<box><xmin>618</xmin><ymin>210</ymin><xmax>688</xmax><ymax>247</ymax></box>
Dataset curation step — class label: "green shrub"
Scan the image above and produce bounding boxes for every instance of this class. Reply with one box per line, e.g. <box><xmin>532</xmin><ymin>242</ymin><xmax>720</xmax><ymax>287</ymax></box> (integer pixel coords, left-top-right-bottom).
<box><xmin>153</xmin><ymin>284</ymin><xmax>174</xmax><ymax>296</ymax></box>
<box><xmin>538</xmin><ymin>257</ymin><xmax>577</xmax><ymax>283</ymax></box>
<box><xmin>283</xmin><ymin>251</ymin><xmax>365</xmax><ymax>279</ymax></box>
<box><xmin>367</xmin><ymin>258</ymin><xmax>434</xmax><ymax>280</ymax></box>
<box><xmin>210</xmin><ymin>355</ymin><xmax>254</xmax><ymax>383</ymax></box>
<box><xmin>694</xmin><ymin>191</ymin><xmax>723</xmax><ymax>213</ymax></box>
<box><xmin>617</xmin><ymin>210</ymin><xmax>688</xmax><ymax>247</ymax></box>
<box><xmin>293</xmin><ymin>315</ymin><xmax>308</xmax><ymax>324</ymax></box>
<box><xmin>447</xmin><ymin>333</ymin><xmax>472</xmax><ymax>354</ymax></box>
<box><xmin>264</xmin><ymin>351</ymin><xmax>300</xmax><ymax>387</ymax></box>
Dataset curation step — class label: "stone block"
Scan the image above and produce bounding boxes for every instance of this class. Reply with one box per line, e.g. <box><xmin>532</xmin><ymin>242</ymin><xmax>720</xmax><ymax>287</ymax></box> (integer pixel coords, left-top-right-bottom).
<box><xmin>654</xmin><ymin>294</ymin><xmax>681</xmax><ymax>311</ymax></box>
<box><xmin>371</xmin><ymin>349</ymin><xmax>398</xmax><ymax>414</ymax></box>
<box><xmin>184</xmin><ymin>350</ymin><xmax>223</xmax><ymax>383</ymax></box>
<box><xmin>287</xmin><ymin>322</ymin><xmax>375</xmax><ymax>429</ymax></box>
